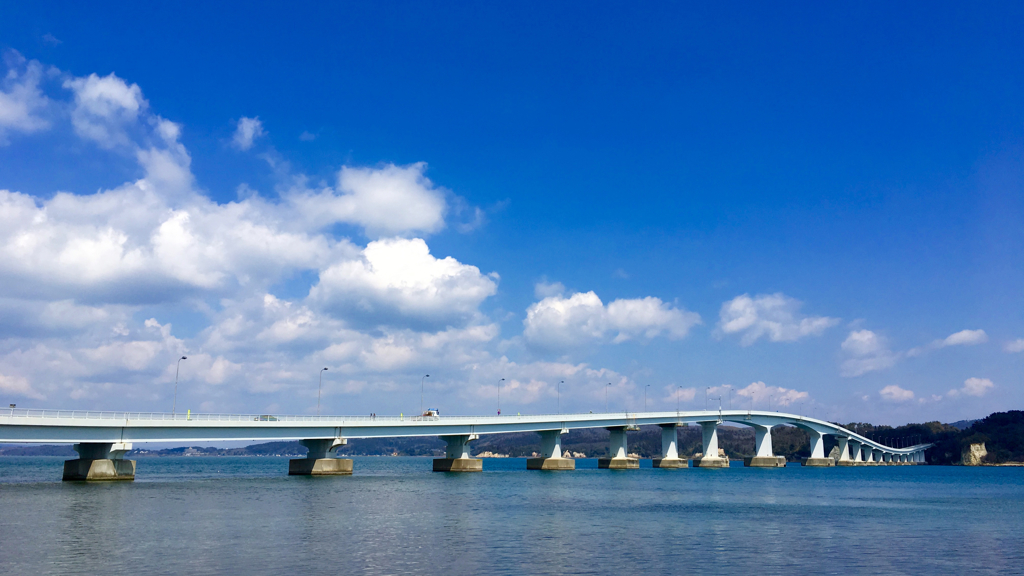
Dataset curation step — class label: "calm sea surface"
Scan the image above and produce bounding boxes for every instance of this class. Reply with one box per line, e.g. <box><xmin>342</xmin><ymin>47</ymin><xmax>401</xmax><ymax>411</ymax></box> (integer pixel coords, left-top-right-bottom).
<box><xmin>1</xmin><ymin>457</ymin><xmax>1022</xmax><ymax>575</ymax></box>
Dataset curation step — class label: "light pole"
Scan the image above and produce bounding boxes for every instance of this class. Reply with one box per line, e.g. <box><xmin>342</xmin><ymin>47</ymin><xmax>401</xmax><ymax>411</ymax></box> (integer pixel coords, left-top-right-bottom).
<box><xmin>606</xmin><ymin>383</ymin><xmax>611</xmax><ymax>413</ymax></box>
<box><xmin>728</xmin><ymin>387</ymin><xmax>732</xmax><ymax>410</ymax></box>
<box><xmin>705</xmin><ymin>386</ymin><xmax>710</xmax><ymax>411</ymax></box>
<box><xmin>172</xmin><ymin>356</ymin><xmax>187</xmax><ymax>416</ymax></box>
<box><xmin>558</xmin><ymin>380</ymin><xmax>563</xmax><ymax>414</ymax></box>
<box><xmin>317</xmin><ymin>367</ymin><xmax>328</xmax><ymax>416</ymax></box>
<box><xmin>676</xmin><ymin>386</ymin><xmax>681</xmax><ymax>413</ymax></box>
<box><xmin>497</xmin><ymin>378</ymin><xmax>504</xmax><ymax>415</ymax></box>
<box><xmin>769</xmin><ymin>394</ymin><xmax>773</xmax><ymax>412</ymax></box>
<box><xmin>644</xmin><ymin>384</ymin><xmax>650</xmax><ymax>412</ymax></box>
<box><xmin>420</xmin><ymin>374</ymin><xmax>430</xmax><ymax>415</ymax></box>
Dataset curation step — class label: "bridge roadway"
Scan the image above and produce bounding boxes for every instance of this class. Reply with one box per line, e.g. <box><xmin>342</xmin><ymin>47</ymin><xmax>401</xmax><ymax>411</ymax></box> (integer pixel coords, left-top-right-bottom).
<box><xmin>0</xmin><ymin>408</ymin><xmax>932</xmax><ymax>479</ymax></box>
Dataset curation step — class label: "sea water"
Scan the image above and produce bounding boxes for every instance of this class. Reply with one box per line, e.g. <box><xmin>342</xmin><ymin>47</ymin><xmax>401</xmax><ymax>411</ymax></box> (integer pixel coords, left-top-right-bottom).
<box><xmin>1</xmin><ymin>457</ymin><xmax>1022</xmax><ymax>575</ymax></box>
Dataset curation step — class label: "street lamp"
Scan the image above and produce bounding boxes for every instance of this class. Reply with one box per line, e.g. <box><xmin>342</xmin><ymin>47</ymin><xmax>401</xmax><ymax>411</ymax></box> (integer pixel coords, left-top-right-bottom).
<box><xmin>172</xmin><ymin>356</ymin><xmax>187</xmax><ymax>416</ymax></box>
<box><xmin>558</xmin><ymin>380</ymin><xmax>563</xmax><ymax>414</ymax></box>
<box><xmin>606</xmin><ymin>383</ymin><xmax>611</xmax><ymax>413</ymax></box>
<box><xmin>497</xmin><ymin>378</ymin><xmax>504</xmax><ymax>415</ymax></box>
<box><xmin>705</xmin><ymin>386</ymin><xmax>710</xmax><ymax>411</ymax></box>
<box><xmin>420</xmin><ymin>374</ymin><xmax>430</xmax><ymax>415</ymax></box>
<box><xmin>676</xmin><ymin>386</ymin><xmax>682</xmax><ymax>413</ymax></box>
<box><xmin>317</xmin><ymin>367</ymin><xmax>328</xmax><ymax>416</ymax></box>
<box><xmin>644</xmin><ymin>384</ymin><xmax>650</xmax><ymax>412</ymax></box>
<box><xmin>769</xmin><ymin>394</ymin><xmax>774</xmax><ymax>412</ymax></box>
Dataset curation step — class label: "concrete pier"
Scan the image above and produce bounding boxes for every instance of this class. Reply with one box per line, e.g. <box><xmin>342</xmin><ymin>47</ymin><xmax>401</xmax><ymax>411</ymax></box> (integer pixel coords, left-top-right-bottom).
<box><xmin>801</xmin><ymin>457</ymin><xmax>835</xmax><ymax>467</ymax></box>
<box><xmin>653</xmin><ymin>457</ymin><xmax>688</xmax><ymax>468</ymax></box>
<box><xmin>744</xmin><ymin>456</ymin><xmax>787</xmax><ymax>467</ymax></box>
<box><xmin>744</xmin><ymin>424</ymin><xmax>784</xmax><ymax>467</ymax></box>
<box><xmin>289</xmin><ymin>458</ymin><xmax>353</xmax><ymax>475</ymax></box>
<box><xmin>652</xmin><ymin>424</ymin><xmax>687</xmax><ymax>467</ymax></box>
<box><xmin>433</xmin><ymin>434</ymin><xmax>482</xmax><ymax>472</ymax></box>
<box><xmin>599</xmin><ymin>427</ymin><xmax>639</xmax><ymax>469</ymax></box>
<box><xmin>691</xmin><ymin>421</ymin><xmax>729</xmax><ymax>468</ymax></box>
<box><xmin>527</xmin><ymin>457</ymin><xmax>576</xmax><ymax>470</ymax></box>
<box><xmin>62</xmin><ymin>443</ymin><xmax>135</xmax><ymax>481</ymax></box>
<box><xmin>527</xmin><ymin>429</ymin><xmax>575</xmax><ymax>470</ymax></box>
<box><xmin>288</xmin><ymin>438</ymin><xmax>352</xmax><ymax>476</ymax></box>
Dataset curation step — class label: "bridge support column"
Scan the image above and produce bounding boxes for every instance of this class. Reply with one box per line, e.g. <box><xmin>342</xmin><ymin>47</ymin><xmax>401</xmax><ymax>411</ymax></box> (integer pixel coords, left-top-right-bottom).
<box><xmin>289</xmin><ymin>438</ymin><xmax>352</xmax><ymax>475</ymax></box>
<box><xmin>864</xmin><ymin>448</ymin><xmax>879</xmax><ymax>465</ymax></box>
<box><xmin>744</xmin><ymin>425</ymin><xmax>786</xmax><ymax>467</ymax></box>
<box><xmin>528</xmin><ymin>429</ymin><xmax>575</xmax><ymax>470</ymax></box>
<box><xmin>835</xmin><ymin>437</ymin><xmax>856</xmax><ymax>466</ymax></box>
<box><xmin>598</xmin><ymin>427</ymin><xmax>638</xmax><ymax>469</ymax></box>
<box><xmin>802</xmin><ymin>430</ymin><xmax>835</xmax><ymax>467</ymax></box>
<box><xmin>63</xmin><ymin>442</ymin><xmax>136</xmax><ymax>481</ymax></box>
<box><xmin>434</xmin><ymin>434</ymin><xmax>482</xmax><ymax>472</ymax></box>
<box><xmin>653</xmin><ymin>424</ymin><xmax>687</xmax><ymax>468</ymax></box>
<box><xmin>691</xmin><ymin>421</ymin><xmax>729</xmax><ymax>468</ymax></box>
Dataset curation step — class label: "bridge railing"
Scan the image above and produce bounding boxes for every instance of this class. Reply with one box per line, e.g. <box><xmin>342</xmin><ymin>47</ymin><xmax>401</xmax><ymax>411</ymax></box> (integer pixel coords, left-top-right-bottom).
<box><xmin>1</xmin><ymin>408</ymin><xmax>623</xmax><ymax>423</ymax></box>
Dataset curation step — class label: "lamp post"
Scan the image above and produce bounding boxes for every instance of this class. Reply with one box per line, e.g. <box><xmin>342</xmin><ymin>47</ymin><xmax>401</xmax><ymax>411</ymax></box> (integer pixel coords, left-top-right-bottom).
<box><xmin>644</xmin><ymin>384</ymin><xmax>650</xmax><ymax>412</ymax></box>
<box><xmin>420</xmin><ymin>374</ymin><xmax>430</xmax><ymax>415</ymax></box>
<box><xmin>497</xmin><ymin>378</ymin><xmax>504</xmax><ymax>415</ymax></box>
<box><xmin>317</xmin><ymin>367</ymin><xmax>328</xmax><ymax>416</ymax></box>
<box><xmin>172</xmin><ymin>356</ymin><xmax>187</xmax><ymax>416</ymax></box>
<box><xmin>558</xmin><ymin>380</ymin><xmax>563</xmax><ymax>414</ymax></box>
<box><xmin>606</xmin><ymin>383</ymin><xmax>611</xmax><ymax>413</ymax></box>
<box><xmin>705</xmin><ymin>386</ymin><xmax>710</xmax><ymax>411</ymax></box>
<box><xmin>676</xmin><ymin>386</ymin><xmax>681</xmax><ymax>413</ymax></box>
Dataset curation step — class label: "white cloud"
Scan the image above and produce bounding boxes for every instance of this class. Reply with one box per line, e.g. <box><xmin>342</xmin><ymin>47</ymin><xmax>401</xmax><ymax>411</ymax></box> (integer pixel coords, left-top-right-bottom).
<box><xmin>232</xmin><ymin>116</ymin><xmax>265</xmax><ymax>150</ymax></box>
<box><xmin>0</xmin><ymin>52</ymin><xmax>51</xmax><ymax>143</ymax></box>
<box><xmin>523</xmin><ymin>291</ymin><xmax>701</xmax><ymax>351</ymax></box>
<box><xmin>948</xmin><ymin>377</ymin><xmax>994</xmax><ymax>398</ymax></box>
<box><xmin>0</xmin><ymin>371</ymin><xmax>45</xmax><ymax>400</ymax></box>
<box><xmin>717</xmin><ymin>293</ymin><xmax>838</xmax><ymax>346</ymax></box>
<box><xmin>534</xmin><ymin>281</ymin><xmax>565</xmax><ymax>299</ymax></box>
<box><xmin>63</xmin><ymin>72</ymin><xmax>147</xmax><ymax>148</ymax></box>
<box><xmin>840</xmin><ymin>329</ymin><xmax>900</xmax><ymax>377</ymax></box>
<box><xmin>287</xmin><ymin>162</ymin><xmax>449</xmax><ymax>237</ymax></box>
<box><xmin>908</xmin><ymin>329</ymin><xmax>989</xmax><ymax>357</ymax></box>
<box><xmin>943</xmin><ymin>329</ymin><xmax>988</xmax><ymax>346</ymax></box>
<box><xmin>299</xmin><ymin>130</ymin><xmax>316</xmax><ymax>141</ymax></box>
<box><xmin>879</xmin><ymin>385</ymin><xmax>914</xmax><ymax>403</ymax></box>
<box><xmin>1004</xmin><ymin>339</ymin><xmax>1024</xmax><ymax>353</ymax></box>
<box><xmin>309</xmin><ymin>237</ymin><xmax>498</xmax><ymax>330</ymax></box>
<box><xmin>733</xmin><ymin>381</ymin><xmax>809</xmax><ymax>408</ymax></box>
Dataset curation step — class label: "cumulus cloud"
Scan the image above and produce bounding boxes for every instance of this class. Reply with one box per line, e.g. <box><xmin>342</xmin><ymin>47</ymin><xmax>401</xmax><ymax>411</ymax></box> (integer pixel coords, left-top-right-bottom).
<box><xmin>879</xmin><ymin>385</ymin><xmax>914</xmax><ymax>403</ymax></box>
<box><xmin>0</xmin><ymin>51</ymin><xmax>51</xmax><ymax>143</ymax></box>
<box><xmin>733</xmin><ymin>381</ymin><xmax>809</xmax><ymax>408</ymax></box>
<box><xmin>309</xmin><ymin>237</ymin><xmax>498</xmax><ymax>330</ymax></box>
<box><xmin>0</xmin><ymin>56</ymin><xmax>669</xmax><ymax>416</ymax></box>
<box><xmin>523</xmin><ymin>291</ymin><xmax>701</xmax><ymax>351</ymax></box>
<box><xmin>287</xmin><ymin>162</ymin><xmax>448</xmax><ymax>237</ymax></box>
<box><xmin>1004</xmin><ymin>339</ymin><xmax>1024</xmax><ymax>353</ymax></box>
<box><xmin>717</xmin><ymin>293</ymin><xmax>838</xmax><ymax>346</ymax></box>
<box><xmin>907</xmin><ymin>329</ymin><xmax>988</xmax><ymax>357</ymax></box>
<box><xmin>232</xmin><ymin>116</ymin><xmax>265</xmax><ymax>150</ymax></box>
<box><xmin>534</xmin><ymin>281</ymin><xmax>565</xmax><ymax>299</ymax></box>
<box><xmin>948</xmin><ymin>377</ymin><xmax>994</xmax><ymax>398</ymax></box>
<box><xmin>840</xmin><ymin>329</ymin><xmax>901</xmax><ymax>377</ymax></box>
<box><xmin>63</xmin><ymin>72</ymin><xmax>148</xmax><ymax>148</ymax></box>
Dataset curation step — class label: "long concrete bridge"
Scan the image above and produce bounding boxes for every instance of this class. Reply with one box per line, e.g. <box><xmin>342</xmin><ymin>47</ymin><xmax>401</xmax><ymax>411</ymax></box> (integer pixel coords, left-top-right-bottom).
<box><xmin>0</xmin><ymin>408</ymin><xmax>932</xmax><ymax>480</ymax></box>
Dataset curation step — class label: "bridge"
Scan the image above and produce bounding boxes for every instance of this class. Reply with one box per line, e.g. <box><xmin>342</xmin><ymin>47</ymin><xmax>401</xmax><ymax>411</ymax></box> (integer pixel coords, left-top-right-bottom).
<box><xmin>0</xmin><ymin>408</ymin><xmax>932</xmax><ymax>480</ymax></box>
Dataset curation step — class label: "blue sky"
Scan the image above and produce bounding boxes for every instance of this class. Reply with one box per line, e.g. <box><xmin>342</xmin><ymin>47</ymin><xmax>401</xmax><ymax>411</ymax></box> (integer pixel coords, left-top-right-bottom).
<box><xmin>0</xmin><ymin>2</ymin><xmax>1021</xmax><ymax>424</ymax></box>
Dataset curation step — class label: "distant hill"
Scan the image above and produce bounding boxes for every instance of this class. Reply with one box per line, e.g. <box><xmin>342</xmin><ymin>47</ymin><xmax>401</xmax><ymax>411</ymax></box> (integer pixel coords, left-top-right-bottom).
<box><xmin>950</xmin><ymin>419</ymin><xmax>979</xmax><ymax>430</ymax></box>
